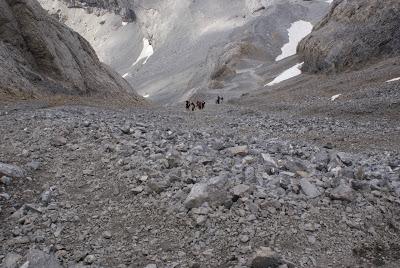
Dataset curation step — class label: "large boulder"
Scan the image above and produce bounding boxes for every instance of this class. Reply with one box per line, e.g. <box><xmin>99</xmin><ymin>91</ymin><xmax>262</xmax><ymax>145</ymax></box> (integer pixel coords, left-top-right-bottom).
<box><xmin>298</xmin><ymin>0</ymin><xmax>400</xmax><ymax>73</ymax></box>
<box><xmin>0</xmin><ymin>0</ymin><xmax>142</xmax><ymax>100</ymax></box>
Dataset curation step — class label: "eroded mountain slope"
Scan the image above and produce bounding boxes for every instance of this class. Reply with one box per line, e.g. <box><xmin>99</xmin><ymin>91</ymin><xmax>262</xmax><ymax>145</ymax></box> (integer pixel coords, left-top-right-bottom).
<box><xmin>0</xmin><ymin>0</ymin><xmax>142</xmax><ymax>102</ymax></box>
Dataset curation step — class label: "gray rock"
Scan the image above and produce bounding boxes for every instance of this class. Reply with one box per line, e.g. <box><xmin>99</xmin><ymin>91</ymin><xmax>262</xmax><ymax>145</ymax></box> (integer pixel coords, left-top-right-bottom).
<box><xmin>251</xmin><ymin>247</ymin><xmax>290</xmax><ymax>268</ymax></box>
<box><xmin>232</xmin><ymin>184</ymin><xmax>251</xmax><ymax>197</ymax></box>
<box><xmin>84</xmin><ymin>255</ymin><xmax>96</xmax><ymax>265</ymax></box>
<box><xmin>283</xmin><ymin>159</ymin><xmax>308</xmax><ymax>173</ymax></box>
<box><xmin>24</xmin><ymin>249</ymin><xmax>62</xmax><ymax>268</ymax></box>
<box><xmin>2</xmin><ymin>253</ymin><xmax>22</xmax><ymax>268</ymax></box>
<box><xmin>131</xmin><ymin>186</ymin><xmax>144</xmax><ymax>195</ymax></box>
<box><xmin>102</xmin><ymin>231</ymin><xmax>112</xmax><ymax>239</ymax></box>
<box><xmin>261</xmin><ymin>153</ymin><xmax>278</xmax><ymax>168</ymax></box>
<box><xmin>184</xmin><ymin>183</ymin><xmax>208</xmax><ymax>209</ymax></box>
<box><xmin>41</xmin><ymin>190</ymin><xmax>52</xmax><ymax>205</ymax></box>
<box><xmin>0</xmin><ymin>162</ymin><xmax>26</xmax><ymax>178</ymax></box>
<box><xmin>228</xmin><ymin>146</ymin><xmax>249</xmax><ymax>156</ymax></box>
<box><xmin>0</xmin><ymin>176</ymin><xmax>12</xmax><ymax>185</ymax></box>
<box><xmin>26</xmin><ymin>161</ymin><xmax>40</xmax><ymax>171</ymax></box>
<box><xmin>0</xmin><ymin>193</ymin><xmax>10</xmax><ymax>200</ymax></box>
<box><xmin>51</xmin><ymin>136</ymin><xmax>67</xmax><ymax>147</ymax></box>
<box><xmin>330</xmin><ymin>183</ymin><xmax>355</xmax><ymax>202</ymax></box>
<box><xmin>300</xmin><ymin>179</ymin><xmax>321</xmax><ymax>199</ymax></box>
<box><xmin>299</xmin><ymin>0</ymin><xmax>400</xmax><ymax>73</ymax></box>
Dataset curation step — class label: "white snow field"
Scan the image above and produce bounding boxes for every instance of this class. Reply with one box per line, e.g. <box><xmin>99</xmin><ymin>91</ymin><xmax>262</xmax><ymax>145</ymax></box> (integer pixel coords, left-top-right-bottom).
<box><xmin>265</xmin><ymin>62</ymin><xmax>304</xmax><ymax>86</ymax></box>
<box><xmin>331</xmin><ymin>94</ymin><xmax>342</xmax><ymax>101</ymax></box>
<box><xmin>131</xmin><ymin>38</ymin><xmax>154</xmax><ymax>67</ymax></box>
<box><xmin>276</xmin><ymin>20</ymin><xmax>313</xmax><ymax>61</ymax></box>
<box><xmin>386</xmin><ymin>77</ymin><xmax>400</xmax><ymax>83</ymax></box>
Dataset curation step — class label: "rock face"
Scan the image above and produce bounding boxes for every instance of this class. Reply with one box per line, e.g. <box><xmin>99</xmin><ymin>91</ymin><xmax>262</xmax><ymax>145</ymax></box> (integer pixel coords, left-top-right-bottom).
<box><xmin>298</xmin><ymin>0</ymin><xmax>400</xmax><ymax>73</ymax></box>
<box><xmin>0</xmin><ymin>0</ymin><xmax>141</xmax><ymax>99</ymax></box>
<box><xmin>38</xmin><ymin>0</ymin><xmax>329</xmax><ymax>103</ymax></box>
<box><xmin>62</xmin><ymin>0</ymin><xmax>136</xmax><ymax>22</ymax></box>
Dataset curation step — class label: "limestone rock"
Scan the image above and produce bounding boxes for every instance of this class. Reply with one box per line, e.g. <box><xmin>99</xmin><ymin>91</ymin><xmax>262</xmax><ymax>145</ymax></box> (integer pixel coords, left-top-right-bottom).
<box><xmin>299</xmin><ymin>0</ymin><xmax>400</xmax><ymax>73</ymax></box>
<box><xmin>0</xmin><ymin>0</ymin><xmax>142</xmax><ymax>100</ymax></box>
<box><xmin>0</xmin><ymin>162</ymin><xmax>26</xmax><ymax>178</ymax></box>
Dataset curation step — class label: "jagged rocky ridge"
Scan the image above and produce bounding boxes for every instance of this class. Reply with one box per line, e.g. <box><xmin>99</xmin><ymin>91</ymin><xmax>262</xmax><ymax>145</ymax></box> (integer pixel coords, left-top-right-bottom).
<box><xmin>299</xmin><ymin>0</ymin><xmax>400</xmax><ymax>73</ymax></box>
<box><xmin>0</xmin><ymin>0</ymin><xmax>141</xmax><ymax>100</ymax></box>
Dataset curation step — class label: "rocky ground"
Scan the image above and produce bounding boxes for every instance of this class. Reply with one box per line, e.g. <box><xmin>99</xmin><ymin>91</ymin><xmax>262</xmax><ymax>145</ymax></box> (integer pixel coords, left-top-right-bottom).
<box><xmin>1</xmin><ymin>102</ymin><xmax>400</xmax><ymax>268</ymax></box>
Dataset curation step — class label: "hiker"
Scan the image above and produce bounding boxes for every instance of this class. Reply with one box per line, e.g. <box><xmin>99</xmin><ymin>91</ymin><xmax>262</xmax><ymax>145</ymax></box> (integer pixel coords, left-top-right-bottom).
<box><xmin>220</xmin><ymin>96</ymin><xmax>224</xmax><ymax>103</ymax></box>
<box><xmin>197</xmin><ymin>101</ymin><xmax>201</xmax><ymax>110</ymax></box>
<box><xmin>202</xmin><ymin>101</ymin><xmax>205</xmax><ymax>109</ymax></box>
<box><xmin>216</xmin><ymin>96</ymin><xmax>220</xmax><ymax>104</ymax></box>
<box><xmin>186</xmin><ymin>100</ymin><xmax>190</xmax><ymax>110</ymax></box>
<box><xmin>191</xmin><ymin>102</ymin><xmax>196</xmax><ymax>111</ymax></box>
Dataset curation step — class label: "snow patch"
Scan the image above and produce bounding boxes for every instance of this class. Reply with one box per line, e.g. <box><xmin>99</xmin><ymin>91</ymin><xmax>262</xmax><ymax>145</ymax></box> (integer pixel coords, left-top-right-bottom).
<box><xmin>265</xmin><ymin>63</ymin><xmax>303</xmax><ymax>86</ymax></box>
<box><xmin>325</xmin><ymin>0</ymin><xmax>333</xmax><ymax>4</ymax></box>
<box><xmin>131</xmin><ymin>38</ymin><xmax>154</xmax><ymax>67</ymax></box>
<box><xmin>143</xmin><ymin>94</ymin><xmax>150</xmax><ymax>98</ymax></box>
<box><xmin>276</xmin><ymin>20</ymin><xmax>313</xmax><ymax>61</ymax></box>
<box><xmin>331</xmin><ymin>94</ymin><xmax>342</xmax><ymax>101</ymax></box>
<box><xmin>122</xmin><ymin>73</ymin><xmax>129</xmax><ymax>78</ymax></box>
<box><xmin>122</xmin><ymin>21</ymin><xmax>128</xmax><ymax>26</ymax></box>
<box><xmin>386</xmin><ymin>77</ymin><xmax>400</xmax><ymax>83</ymax></box>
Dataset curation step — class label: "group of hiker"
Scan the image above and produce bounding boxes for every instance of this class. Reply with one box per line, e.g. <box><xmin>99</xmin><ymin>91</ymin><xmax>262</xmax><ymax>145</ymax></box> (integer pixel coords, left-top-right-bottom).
<box><xmin>186</xmin><ymin>100</ymin><xmax>206</xmax><ymax>111</ymax></box>
<box><xmin>185</xmin><ymin>96</ymin><xmax>224</xmax><ymax>111</ymax></box>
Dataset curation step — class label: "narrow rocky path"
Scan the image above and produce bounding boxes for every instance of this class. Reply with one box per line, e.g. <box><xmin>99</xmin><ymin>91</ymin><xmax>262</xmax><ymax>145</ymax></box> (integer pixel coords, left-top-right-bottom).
<box><xmin>1</xmin><ymin>104</ymin><xmax>400</xmax><ymax>268</ymax></box>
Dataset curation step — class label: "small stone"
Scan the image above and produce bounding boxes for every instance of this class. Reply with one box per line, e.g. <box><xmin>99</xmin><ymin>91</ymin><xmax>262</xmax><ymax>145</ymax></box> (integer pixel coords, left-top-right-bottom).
<box><xmin>240</xmin><ymin>235</ymin><xmax>250</xmax><ymax>243</ymax></box>
<box><xmin>0</xmin><ymin>193</ymin><xmax>10</xmax><ymax>200</ymax></box>
<box><xmin>330</xmin><ymin>183</ymin><xmax>355</xmax><ymax>202</ymax></box>
<box><xmin>2</xmin><ymin>252</ymin><xmax>22</xmax><ymax>268</ymax></box>
<box><xmin>228</xmin><ymin>145</ymin><xmax>249</xmax><ymax>156</ymax></box>
<box><xmin>120</xmin><ymin>125</ymin><xmax>131</xmax><ymax>134</ymax></box>
<box><xmin>261</xmin><ymin>153</ymin><xmax>278</xmax><ymax>168</ymax></box>
<box><xmin>251</xmin><ymin>247</ymin><xmax>285</xmax><ymax>268</ymax></box>
<box><xmin>242</xmin><ymin>156</ymin><xmax>255</xmax><ymax>165</ymax></box>
<box><xmin>0</xmin><ymin>176</ymin><xmax>12</xmax><ymax>185</ymax></box>
<box><xmin>51</xmin><ymin>136</ymin><xmax>67</xmax><ymax>147</ymax></box>
<box><xmin>184</xmin><ymin>183</ymin><xmax>208</xmax><ymax>209</ymax></box>
<box><xmin>41</xmin><ymin>190</ymin><xmax>52</xmax><ymax>205</ymax></box>
<box><xmin>232</xmin><ymin>184</ymin><xmax>250</xmax><ymax>197</ymax></box>
<box><xmin>131</xmin><ymin>186</ymin><xmax>144</xmax><ymax>194</ymax></box>
<box><xmin>283</xmin><ymin>159</ymin><xmax>308</xmax><ymax>173</ymax></box>
<box><xmin>83</xmin><ymin>121</ymin><xmax>91</xmax><ymax>127</ymax></box>
<box><xmin>337</xmin><ymin>152</ymin><xmax>353</xmax><ymax>166</ymax></box>
<box><xmin>195</xmin><ymin>215</ymin><xmax>207</xmax><ymax>226</ymax></box>
<box><xmin>139</xmin><ymin>175</ymin><xmax>148</xmax><ymax>182</ymax></box>
<box><xmin>308</xmin><ymin>235</ymin><xmax>317</xmax><ymax>244</ymax></box>
<box><xmin>0</xmin><ymin>162</ymin><xmax>26</xmax><ymax>178</ymax></box>
<box><xmin>84</xmin><ymin>254</ymin><xmax>96</xmax><ymax>264</ymax></box>
<box><xmin>102</xmin><ymin>231</ymin><xmax>112</xmax><ymax>239</ymax></box>
<box><xmin>144</xmin><ymin>264</ymin><xmax>157</xmax><ymax>268</ymax></box>
<box><xmin>300</xmin><ymin>179</ymin><xmax>321</xmax><ymax>199</ymax></box>
<box><xmin>26</xmin><ymin>161</ymin><xmax>40</xmax><ymax>171</ymax></box>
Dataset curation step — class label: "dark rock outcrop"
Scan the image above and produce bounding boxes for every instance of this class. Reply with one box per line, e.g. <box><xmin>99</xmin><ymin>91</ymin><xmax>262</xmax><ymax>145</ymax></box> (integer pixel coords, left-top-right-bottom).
<box><xmin>64</xmin><ymin>0</ymin><xmax>136</xmax><ymax>22</ymax></box>
<box><xmin>298</xmin><ymin>0</ymin><xmax>400</xmax><ymax>73</ymax></box>
<box><xmin>0</xmin><ymin>0</ymin><xmax>141</xmax><ymax>100</ymax></box>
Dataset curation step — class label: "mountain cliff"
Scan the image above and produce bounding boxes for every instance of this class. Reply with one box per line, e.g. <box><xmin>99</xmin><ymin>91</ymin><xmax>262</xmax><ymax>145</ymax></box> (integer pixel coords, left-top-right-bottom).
<box><xmin>38</xmin><ymin>0</ymin><xmax>329</xmax><ymax>103</ymax></box>
<box><xmin>0</xmin><ymin>0</ymin><xmax>141</xmax><ymax>101</ymax></box>
<box><xmin>298</xmin><ymin>0</ymin><xmax>400</xmax><ymax>73</ymax></box>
